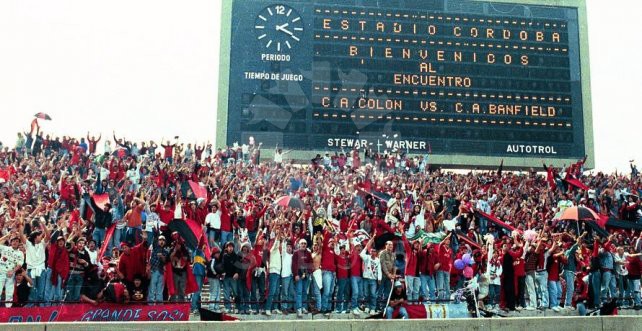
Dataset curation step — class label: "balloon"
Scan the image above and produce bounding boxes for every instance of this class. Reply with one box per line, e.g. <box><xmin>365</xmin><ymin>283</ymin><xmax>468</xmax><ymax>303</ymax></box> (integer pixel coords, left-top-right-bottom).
<box><xmin>454</xmin><ymin>259</ymin><xmax>465</xmax><ymax>270</ymax></box>
<box><xmin>523</xmin><ymin>230</ymin><xmax>538</xmax><ymax>242</ymax></box>
<box><xmin>468</xmin><ymin>259</ymin><xmax>475</xmax><ymax>266</ymax></box>
<box><xmin>463</xmin><ymin>266</ymin><xmax>474</xmax><ymax>278</ymax></box>
<box><xmin>462</xmin><ymin>253</ymin><xmax>472</xmax><ymax>265</ymax></box>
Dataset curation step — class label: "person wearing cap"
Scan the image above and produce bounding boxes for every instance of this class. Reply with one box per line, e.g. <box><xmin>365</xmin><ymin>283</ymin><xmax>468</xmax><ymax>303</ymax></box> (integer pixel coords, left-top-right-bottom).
<box><xmin>206</xmin><ymin>245</ymin><xmax>224</xmax><ymax>312</ymax></box>
<box><xmin>319</xmin><ymin>230</ymin><xmax>338</xmax><ymax>315</ymax></box>
<box><xmin>385</xmin><ymin>280</ymin><xmax>409</xmax><ymax>319</ymax></box>
<box><xmin>117</xmin><ymin>231</ymin><xmax>149</xmax><ymax>288</ymax></box>
<box><xmin>0</xmin><ymin>234</ymin><xmax>25</xmax><ymax>307</ymax></box>
<box><xmin>348</xmin><ymin>233</ymin><xmax>364</xmax><ymax>315</ymax></box>
<box><xmin>148</xmin><ymin>234</ymin><xmax>170</xmax><ymax>303</ymax></box>
<box><xmin>335</xmin><ymin>239</ymin><xmax>351</xmax><ymax>314</ymax></box>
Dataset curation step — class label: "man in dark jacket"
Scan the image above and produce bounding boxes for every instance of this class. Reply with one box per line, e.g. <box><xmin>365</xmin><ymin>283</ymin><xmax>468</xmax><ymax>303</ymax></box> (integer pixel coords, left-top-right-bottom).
<box><xmin>66</xmin><ymin>237</ymin><xmax>92</xmax><ymax>302</ymax></box>
<box><xmin>207</xmin><ymin>246</ymin><xmax>224</xmax><ymax>312</ymax></box>
<box><xmin>90</xmin><ymin>195</ymin><xmax>112</xmax><ymax>248</ymax></box>
<box><xmin>222</xmin><ymin>241</ymin><xmax>240</xmax><ymax>312</ymax></box>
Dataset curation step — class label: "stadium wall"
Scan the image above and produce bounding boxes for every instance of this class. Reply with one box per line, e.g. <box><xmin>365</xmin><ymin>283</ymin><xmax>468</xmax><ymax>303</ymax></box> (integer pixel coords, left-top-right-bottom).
<box><xmin>4</xmin><ymin>316</ymin><xmax>642</xmax><ymax>331</ymax></box>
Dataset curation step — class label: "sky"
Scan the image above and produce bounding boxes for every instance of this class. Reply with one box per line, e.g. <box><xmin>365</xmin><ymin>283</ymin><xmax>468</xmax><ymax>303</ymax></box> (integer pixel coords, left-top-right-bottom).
<box><xmin>0</xmin><ymin>0</ymin><xmax>640</xmax><ymax>172</ymax></box>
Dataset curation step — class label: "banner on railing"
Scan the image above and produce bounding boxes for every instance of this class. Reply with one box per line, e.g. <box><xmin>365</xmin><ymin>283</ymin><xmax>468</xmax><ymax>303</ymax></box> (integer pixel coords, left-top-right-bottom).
<box><xmin>0</xmin><ymin>303</ymin><xmax>190</xmax><ymax>323</ymax></box>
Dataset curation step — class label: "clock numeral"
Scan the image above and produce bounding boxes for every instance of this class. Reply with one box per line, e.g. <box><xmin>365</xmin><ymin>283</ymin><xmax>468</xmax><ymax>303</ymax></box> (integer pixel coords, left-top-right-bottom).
<box><xmin>275</xmin><ymin>5</ymin><xmax>285</xmax><ymax>15</ymax></box>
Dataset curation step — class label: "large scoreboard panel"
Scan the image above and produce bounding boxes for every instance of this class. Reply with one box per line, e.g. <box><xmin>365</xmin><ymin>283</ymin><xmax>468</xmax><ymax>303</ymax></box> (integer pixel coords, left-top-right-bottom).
<box><xmin>217</xmin><ymin>0</ymin><xmax>594</xmax><ymax>168</ymax></box>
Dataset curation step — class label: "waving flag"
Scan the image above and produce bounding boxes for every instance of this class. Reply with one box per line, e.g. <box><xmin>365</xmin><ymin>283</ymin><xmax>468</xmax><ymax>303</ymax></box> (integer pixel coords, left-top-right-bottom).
<box><xmin>34</xmin><ymin>112</ymin><xmax>52</xmax><ymax>120</ymax></box>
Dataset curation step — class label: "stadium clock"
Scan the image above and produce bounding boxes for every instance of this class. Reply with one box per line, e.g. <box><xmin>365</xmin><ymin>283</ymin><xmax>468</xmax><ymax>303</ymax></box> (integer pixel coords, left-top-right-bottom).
<box><xmin>254</xmin><ymin>4</ymin><xmax>304</xmax><ymax>52</ymax></box>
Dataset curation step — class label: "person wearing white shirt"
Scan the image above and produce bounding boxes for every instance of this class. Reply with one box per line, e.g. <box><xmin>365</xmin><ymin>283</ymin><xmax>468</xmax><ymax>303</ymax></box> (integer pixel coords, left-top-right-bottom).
<box><xmin>144</xmin><ymin>208</ymin><xmax>161</xmax><ymax>246</ymax></box>
<box><xmin>265</xmin><ymin>235</ymin><xmax>282</xmax><ymax>315</ymax></box>
<box><xmin>25</xmin><ymin>231</ymin><xmax>47</xmax><ymax>306</ymax></box>
<box><xmin>205</xmin><ymin>203</ymin><xmax>222</xmax><ymax>248</ymax></box>
<box><xmin>280</xmin><ymin>239</ymin><xmax>294</xmax><ymax>313</ymax></box>
<box><xmin>488</xmin><ymin>251</ymin><xmax>503</xmax><ymax>310</ymax></box>
<box><xmin>360</xmin><ymin>238</ymin><xmax>382</xmax><ymax>314</ymax></box>
<box><xmin>0</xmin><ymin>236</ymin><xmax>26</xmax><ymax>307</ymax></box>
<box><xmin>475</xmin><ymin>193</ymin><xmax>497</xmax><ymax>235</ymax></box>
<box><xmin>614</xmin><ymin>246</ymin><xmax>629</xmax><ymax>301</ymax></box>
<box><xmin>86</xmin><ymin>240</ymin><xmax>98</xmax><ymax>265</ymax></box>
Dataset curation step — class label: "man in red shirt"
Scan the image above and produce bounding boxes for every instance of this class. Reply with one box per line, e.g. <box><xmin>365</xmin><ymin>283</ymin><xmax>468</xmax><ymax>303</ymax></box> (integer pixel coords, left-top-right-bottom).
<box><xmin>420</xmin><ymin>244</ymin><xmax>437</xmax><ymax>302</ymax></box>
<box><xmin>625</xmin><ymin>252</ymin><xmax>642</xmax><ymax>307</ymax></box>
<box><xmin>435</xmin><ymin>233</ymin><xmax>453</xmax><ymax>300</ymax></box>
<box><xmin>161</xmin><ymin>140</ymin><xmax>176</xmax><ymax>164</ymax></box>
<box><xmin>401</xmin><ymin>224</ymin><xmax>421</xmax><ymax>302</ymax></box>
<box><xmin>348</xmin><ymin>237</ymin><xmax>364</xmax><ymax>314</ymax></box>
<box><xmin>320</xmin><ymin>230</ymin><xmax>337</xmax><ymax>314</ymax></box>
<box><xmin>334</xmin><ymin>241</ymin><xmax>351</xmax><ymax>313</ymax></box>
<box><xmin>547</xmin><ymin>243</ymin><xmax>564</xmax><ymax>312</ymax></box>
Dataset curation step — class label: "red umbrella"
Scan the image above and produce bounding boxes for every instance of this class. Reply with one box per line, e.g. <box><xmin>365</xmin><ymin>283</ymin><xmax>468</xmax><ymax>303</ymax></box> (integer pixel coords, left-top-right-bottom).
<box><xmin>273</xmin><ymin>195</ymin><xmax>304</xmax><ymax>209</ymax></box>
<box><xmin>34</xmin><ymin>112</ymin><xmax>52</xmax><ymax>120</ymax></box>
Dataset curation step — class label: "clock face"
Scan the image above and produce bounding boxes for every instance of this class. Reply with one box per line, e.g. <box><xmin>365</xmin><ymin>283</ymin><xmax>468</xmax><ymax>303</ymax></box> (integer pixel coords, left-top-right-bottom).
<box><xmin>255</xmin><ymin>4</ymin><xmax>304</xmax><ymax>52</ymax></box>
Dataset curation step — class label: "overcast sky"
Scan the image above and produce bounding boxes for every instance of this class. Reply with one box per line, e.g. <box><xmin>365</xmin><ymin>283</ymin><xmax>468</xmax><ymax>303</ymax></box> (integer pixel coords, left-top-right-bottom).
<box><xmin>0</xmin><ymin>0</ymin><xmax>639</xmax><ymax>172</ymax></box>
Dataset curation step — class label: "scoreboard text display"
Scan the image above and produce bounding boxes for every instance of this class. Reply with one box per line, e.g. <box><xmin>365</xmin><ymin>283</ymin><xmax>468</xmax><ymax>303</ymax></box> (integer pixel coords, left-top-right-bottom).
<box><xmin>217</xmin><ymin>0</ymin><xmax>594</xmax><ymax>168</ymax></box>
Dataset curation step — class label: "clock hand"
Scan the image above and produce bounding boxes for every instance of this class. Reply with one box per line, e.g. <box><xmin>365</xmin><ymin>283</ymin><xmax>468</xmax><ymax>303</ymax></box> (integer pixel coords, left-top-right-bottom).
<box><xmin>275</xmin><ymin>23</ymin><xmax>290</xmax><ymax>31</ymax></box>
<box><xmin>279</xmin><ymin>27</ymin><xmax>294</xmax><ymax>36</ymax></box>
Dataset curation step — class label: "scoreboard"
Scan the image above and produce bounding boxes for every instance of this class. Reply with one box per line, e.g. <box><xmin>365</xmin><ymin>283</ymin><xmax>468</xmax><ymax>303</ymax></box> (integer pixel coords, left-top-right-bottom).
<box><xmin>217</xmin><ymin>0</ymin><xmax>594</xmax><ymax>168</ymax></box>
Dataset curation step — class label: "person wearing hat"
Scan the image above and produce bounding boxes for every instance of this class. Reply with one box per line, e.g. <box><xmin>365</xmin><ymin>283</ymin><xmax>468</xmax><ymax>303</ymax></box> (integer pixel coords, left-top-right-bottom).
<box><xmin>293</xmin><ymin>238</ymin><xmax>313</xmax><ymax>317</ymax></box>
<box><xmin>385</xmin><ymin>280</ymin><xmax>409</xmax><ymax>319</ymax></box>
<box><xmin>148</xmin><ymin>234</ymin><xmax>170</xmax><ymax>303</ymax></box>
<box><xmin>348</xmin><ymin>232</ymin><xmax>364</xmax><ymax>315</ymax></box>
<box><xmin>0</xmin><ymin>234</ymin><xmax>25</xmax><ymax>307</ymax></box>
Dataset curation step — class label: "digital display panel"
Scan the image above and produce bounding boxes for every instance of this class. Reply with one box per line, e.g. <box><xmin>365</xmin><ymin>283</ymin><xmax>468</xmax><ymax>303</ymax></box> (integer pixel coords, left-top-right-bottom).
<box><xmin>223</xmin><ymin>0</ymin><xmax>590</xmax><ymax>161</ymax></box>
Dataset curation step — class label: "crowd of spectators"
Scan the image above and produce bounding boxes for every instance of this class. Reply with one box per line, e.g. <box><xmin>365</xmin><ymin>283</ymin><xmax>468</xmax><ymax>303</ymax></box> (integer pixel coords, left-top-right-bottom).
<box><xmin>1</xmin><ymin>130</ymin><xmax>642</xmax><ymax>320</ymax></box>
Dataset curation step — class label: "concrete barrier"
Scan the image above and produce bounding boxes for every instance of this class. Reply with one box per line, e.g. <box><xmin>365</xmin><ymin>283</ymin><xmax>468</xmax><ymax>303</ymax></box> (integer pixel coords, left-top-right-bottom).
<box><xmin>2</xmin><ymin>316</ymin><xmax>642</xmax><ymax>331</ymax></box>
